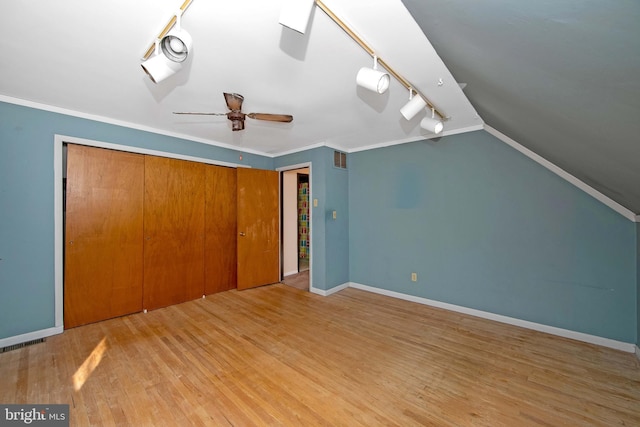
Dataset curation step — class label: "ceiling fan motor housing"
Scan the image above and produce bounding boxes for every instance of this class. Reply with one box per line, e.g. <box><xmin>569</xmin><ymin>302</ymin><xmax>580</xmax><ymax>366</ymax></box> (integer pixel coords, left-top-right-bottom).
<box><xmin>227</xmin><ymin>111</ymin><xmax>246</xmax><ymax>131</ymax></box>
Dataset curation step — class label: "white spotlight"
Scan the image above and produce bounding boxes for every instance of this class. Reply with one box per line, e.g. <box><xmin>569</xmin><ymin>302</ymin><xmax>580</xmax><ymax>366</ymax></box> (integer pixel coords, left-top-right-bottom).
<box><xmin>356</xmin><ymin>56</ymin><xmax>390</xmax><ymax>94</ymax></box>
<box><xmin>420</xmin><ymin>108</ymin><xmax>444</xmax><ymax>134</ymax></box>
<box><xmin>141</xmin><ymin>50</ymin><xmax>184</xmax><ymax>84</ymax></box>
<box><xmin>279</xmin><ymin>0</ymin><xmax>315</xmax><ymax>34</ymax></box>
<box><xmin>160</xmin><ymin>28</ymin><xmax>192</xmax><ymax>62</ymax></box>
<box><xmin>400</xmin><ymin>90</ymin><xmax>427</xmax><ymax>120</ymax></box>
<box><xmin>141</xmin><ymin>13</ymin><xmax>192</xmax><ymax>84</ymax></box>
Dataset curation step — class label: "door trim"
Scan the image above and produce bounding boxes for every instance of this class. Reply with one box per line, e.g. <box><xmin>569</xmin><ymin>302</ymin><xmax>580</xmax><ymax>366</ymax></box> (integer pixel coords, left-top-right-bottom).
<box><xmin>276</xmin><ymin>162</ymin><xmax>314</xmax><ymax>293</ymax></box>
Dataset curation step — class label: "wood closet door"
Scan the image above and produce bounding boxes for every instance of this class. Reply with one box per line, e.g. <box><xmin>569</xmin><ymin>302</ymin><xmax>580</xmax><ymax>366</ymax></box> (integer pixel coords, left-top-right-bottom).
<box><xmin>237</xmin><ymin>168</ymin><xmax>280</xmax><ymax>290</ymax></box>
<box><xmin>64</xmin><ymin>144</ymin><xmax>144</xmax><ymax>328</ymax></box>
<box><xmin>205</xmin><ymin>165</ymin><xmax>237</xmax><ymax>294</ymax></box>
<box><xmin>143</xmin><ymin>156</ymin><xmax>205</xmax><ymax>310</ymax></box>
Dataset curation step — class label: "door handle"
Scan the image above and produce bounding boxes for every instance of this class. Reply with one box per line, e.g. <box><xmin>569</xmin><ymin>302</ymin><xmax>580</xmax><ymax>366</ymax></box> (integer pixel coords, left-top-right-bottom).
<box><xmin>239</xmin><ymin>232</ymin><xmax>246</xmax><ymax>237</ymax></box>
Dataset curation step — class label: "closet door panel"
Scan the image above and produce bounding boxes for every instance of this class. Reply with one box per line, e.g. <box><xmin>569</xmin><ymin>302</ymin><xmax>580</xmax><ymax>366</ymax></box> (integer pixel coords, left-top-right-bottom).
<box><xmin>143</xmin><ymin>156</ymin><xmax>205</xmax><ymax>310</ymax></box>
<box><xmin>237</xmin><ymin>168</ymin><xmax>280</xmax><ymax>290</ymax></box>
<box><xmin>204</xmin><ymin>165</ymin><xmax>237</xmax><ymax>294</ymax></box>
<box><xmin>64</xmin><ymin>144</ymin><xmax>144</xmax><ymax>328</ymax></box>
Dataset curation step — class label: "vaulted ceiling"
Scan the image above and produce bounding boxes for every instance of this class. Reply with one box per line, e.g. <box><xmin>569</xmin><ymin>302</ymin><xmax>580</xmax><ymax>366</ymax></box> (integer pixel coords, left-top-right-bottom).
<box><xmin>1</xmin><ymin>0</ymin><xmax>639</xmax><ymax>214</ymax></box>
<box><xmin>402</xmin><ymin>0</ymin><xmax>640</xmax><ymax>215</ymax></box>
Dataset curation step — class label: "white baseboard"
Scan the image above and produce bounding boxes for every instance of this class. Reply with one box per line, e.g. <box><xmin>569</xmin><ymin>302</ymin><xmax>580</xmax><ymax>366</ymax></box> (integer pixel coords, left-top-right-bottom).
<box><xmin>0</xmin><ymin>326</ymin><xmax>64</xmax><ymax>350</ymax></box>
<box><xmin>346</xmin><ymin>282</ymin><xmax>637</xmax><ymax>353</ymax></box>
<box><xmin>636</xmin><ymin>345</ymin><xmax>640</xmax><ymax>361</ymax></box>
<box><xmin>310</xmin><ymin>282</ymin><xmax>349</xmax><ymax>297</ymax></box>
<box><xmin>283</xmin><ymin>270</ymin><xmax>299</xmax><ymax>277</ymax></box>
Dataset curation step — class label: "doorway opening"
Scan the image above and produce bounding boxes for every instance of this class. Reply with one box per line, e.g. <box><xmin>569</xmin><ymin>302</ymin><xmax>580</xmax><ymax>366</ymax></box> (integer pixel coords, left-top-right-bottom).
<box><xmin>280</xmin><ymin>165</ymin><xmax>311</xmax><ymax>291</ymax></box>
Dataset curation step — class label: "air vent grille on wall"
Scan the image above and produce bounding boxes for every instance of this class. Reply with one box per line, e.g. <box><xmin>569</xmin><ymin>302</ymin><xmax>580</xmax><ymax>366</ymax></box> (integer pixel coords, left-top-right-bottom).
<box><xmin>334</xmin><ymin>151</ymin><xmax>347</xmax><ymax>169</ymax></box>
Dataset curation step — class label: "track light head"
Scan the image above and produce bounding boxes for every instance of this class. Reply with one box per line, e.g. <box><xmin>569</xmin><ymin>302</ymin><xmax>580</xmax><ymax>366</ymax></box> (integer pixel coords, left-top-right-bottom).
<box><xmin>420</xmin><ymin>109</ymin><xmax>444</xmax><ymax>134</ymax></box>
<box><xmin>160</xmin><ymin>28</ymin><xmax>192</xmax><ymax>62</ymax></box>
<box><xmin>141</xmin><ymin>53</ymin><xmax>183</xmax><ymax>84</ymax></box>
<box><xmin>356</xmin><ymin>68</ymin><xmax>390</xmax><ymax>94</ymax></box>
<box><xmin>279</xmin><ymin>0</ymin><xmax>315</xmax><ymax>34</ymax></box>
<box><xmin>400</xmin><ymin>93</ymin><xmax>427</xmax><ymax>120</ymax></box>
<box><xmin>356</xmin><ymin>56</ymin><xmax>390</xmax><ymax>94</ymax></box>
<box><xmin>141</xmin><ymin>8</ymin><xmax>193</xmax><ymax>85</ymax></box>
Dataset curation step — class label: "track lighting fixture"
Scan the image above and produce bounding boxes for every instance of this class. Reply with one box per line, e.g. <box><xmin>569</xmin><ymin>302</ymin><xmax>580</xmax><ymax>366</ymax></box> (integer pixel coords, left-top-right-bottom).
<box><xmin>141</xmin><ymin>1</ymin><xmax>193</xmax><ymax>84</ymax></box>
<box><xmin>400</xmin><ymin>89</ymin><xmax>427</xmax><ymax>121</ymax></box>
<box><xmin>420</xmin><ymin>108</ymin><xmax>444</xmax><ymax>134</ymax></box>
<box><xmin>141</xmin><ymin>49</ymin><xmax>183</xmax><ymax>84</ymax></box>
<box><xmin>159</xmin><ymin>28</ymin><xmax>192</xmax><ymax>63</ymax></box>
<box><xmin>279</xmin><ymin>0</ymin><xmax>316</xmax><ymax>34</ymax></box>
<box><xmin>356</xmin><ymin>56</ymin><xmax>390</xmax><ymax>94</ymax></box>
<box><xmin>399</xmin><ymin>89</ymin><xmax>443</xmax><ymax>134</ymax></box>
<box><xmin>315</xmin><ymin>0</ymin><xmax>448</xmax><ymax>127</ymax></box>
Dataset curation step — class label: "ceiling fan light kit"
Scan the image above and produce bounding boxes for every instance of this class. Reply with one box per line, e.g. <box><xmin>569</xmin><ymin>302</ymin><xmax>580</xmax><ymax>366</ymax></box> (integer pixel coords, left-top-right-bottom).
<box><xmin>228</xmin><ymin>112</ymin><xmax>245</xmax><ymax>131</ymax></box>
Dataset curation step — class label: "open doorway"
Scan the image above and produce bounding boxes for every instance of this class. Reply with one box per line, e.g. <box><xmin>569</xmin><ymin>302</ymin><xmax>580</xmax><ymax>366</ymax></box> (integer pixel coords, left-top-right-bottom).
<box><xmin>280</xmin><ymin>166</ymin><xmax>310</xmax><ymax>291</ymax></box>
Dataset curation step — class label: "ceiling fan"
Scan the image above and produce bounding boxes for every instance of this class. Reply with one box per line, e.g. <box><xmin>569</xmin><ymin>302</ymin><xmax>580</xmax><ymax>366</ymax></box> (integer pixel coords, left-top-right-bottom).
<box><xmin>174</xmin><ymin>92</ymin><xmax>293</xmax><ymax>131</ymax></box>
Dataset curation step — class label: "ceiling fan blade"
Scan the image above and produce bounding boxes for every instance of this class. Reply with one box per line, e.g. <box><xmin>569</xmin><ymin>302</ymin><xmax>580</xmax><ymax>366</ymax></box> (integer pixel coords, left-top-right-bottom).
<box><xmin>224</xmin><ymin>92</ymin><xmax>244</xmax><ymax>112</ymax></box>
<box><xmin>173</xmin><ymin>112</ymin><xmax>226</xmax><ymax>115</ymax></box>
<box><xmin>177</xmin><ymin>94</ymin><xmax>290</xmax><ymax>131</ymax></box>
<box><xmin>247</xmin><ymin>113</ymin><xmax>293</xmax><ymax>123</ymax></box>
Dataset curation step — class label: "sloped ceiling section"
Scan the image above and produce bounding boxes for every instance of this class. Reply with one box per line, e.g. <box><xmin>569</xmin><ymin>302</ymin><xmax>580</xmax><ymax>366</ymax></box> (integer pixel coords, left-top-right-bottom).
<box><xmin>401</xmin><ymin>0</ymin><xmax>640</xmax><ymax>214</ymax></box>
<box><xmin>0</xmin><ymin>0</ymin><xmax>479</xmax><ymax>157</ymax></box>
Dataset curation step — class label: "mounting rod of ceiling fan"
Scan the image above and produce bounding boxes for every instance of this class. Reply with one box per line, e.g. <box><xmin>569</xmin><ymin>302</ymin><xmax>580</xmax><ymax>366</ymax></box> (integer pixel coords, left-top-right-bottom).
<box><xmin>314</xmin><ymin>0</ymin><xmax>446</xmax><ymax>121</ymax></box>
<box><xmin>142</xmin><ymin>0</ymin><xmax>194</xmax><ymax>61</ymax></box>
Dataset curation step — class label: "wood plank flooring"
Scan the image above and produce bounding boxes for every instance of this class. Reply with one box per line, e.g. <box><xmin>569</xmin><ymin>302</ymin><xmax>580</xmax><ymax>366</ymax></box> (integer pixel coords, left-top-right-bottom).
<box><xmin>1</xmin><ymin>284</ymin><xmax>639</xmax><ymax>426</ymax></box>
<box><xmin>281</xmin><ymin>270</ymin><xmax>309</xmax><ymax>291</ymax></box>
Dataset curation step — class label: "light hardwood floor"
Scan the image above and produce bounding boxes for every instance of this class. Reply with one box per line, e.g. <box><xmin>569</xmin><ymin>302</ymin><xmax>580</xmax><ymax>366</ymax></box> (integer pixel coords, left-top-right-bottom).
<box><xmin>1</xmin><ymin>284</ymin><xmax>639</xmax><ymax>426</ymax></box>
<box><xmin>281</xmin><ymin>270</ymin><xmax>309</xmax><ymax>291</ymax></box>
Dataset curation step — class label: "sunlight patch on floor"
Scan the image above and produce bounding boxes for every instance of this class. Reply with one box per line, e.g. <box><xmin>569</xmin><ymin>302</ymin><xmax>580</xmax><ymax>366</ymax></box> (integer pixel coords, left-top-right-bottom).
<box><xmin>72</xmin><ymin>336</ymin><xmax>107</xmax><ymax>391</ymax></box>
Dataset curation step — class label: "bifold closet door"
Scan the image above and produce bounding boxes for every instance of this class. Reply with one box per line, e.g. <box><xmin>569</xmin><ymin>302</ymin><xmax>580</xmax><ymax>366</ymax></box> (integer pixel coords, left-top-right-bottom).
<box><xmin>64</xmin><ymin>145</ymin><xmax>144</xmax><ymax>328</ymax></box>
<box><xmin>143</xmin><ymin>156</ymin><xmax>205</xmax><ymax>310</ymax></box>
<box><xmin>205</xmin><ymin>165</ymin><xmax>237</xmax><ymax>294</ymax></box>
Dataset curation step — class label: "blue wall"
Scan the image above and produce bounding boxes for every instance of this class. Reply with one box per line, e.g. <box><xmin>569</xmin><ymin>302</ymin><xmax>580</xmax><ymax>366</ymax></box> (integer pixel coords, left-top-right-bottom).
<box><xmin>348</xmin><ymin>131</ymin><xmax>637</xmax><ymax>343</ymax></box>
<box><xmin>1</xmin><ymin>100</ymin><xmax>637</xmax><ymax>346</ymax></box>
<box><xmin>0</xmin><ymin>101</ymin><xmax>272</xmax><ymax>340</ymax></box>
<box><xmin>274</xmin><ymin>147</ymin><xmax>349</xmax><ymax>291</ymax></box>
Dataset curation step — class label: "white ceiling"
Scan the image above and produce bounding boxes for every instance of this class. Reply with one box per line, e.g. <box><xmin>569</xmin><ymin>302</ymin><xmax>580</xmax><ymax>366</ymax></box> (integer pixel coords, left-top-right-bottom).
<box><xmin>3</xmin><ymin>0</ymin><xmax>639</xmax><ymax>215</ymax></box>
<box><xmin>0</xmin><ymin>0</ymin><xmax>481</xmax><ymax>157</ymax></box>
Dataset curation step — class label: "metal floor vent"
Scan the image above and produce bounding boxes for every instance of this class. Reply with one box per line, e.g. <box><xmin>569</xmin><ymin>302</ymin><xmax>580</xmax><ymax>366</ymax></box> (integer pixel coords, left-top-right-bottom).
<box><xmin>1</xmin><ymin>338</ymin><xmax>46</xmax><ymax>353</ymax></box>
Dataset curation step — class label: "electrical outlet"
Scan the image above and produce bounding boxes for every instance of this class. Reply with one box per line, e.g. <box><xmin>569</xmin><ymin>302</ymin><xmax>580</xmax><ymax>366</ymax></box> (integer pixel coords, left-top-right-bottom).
<box><xmin>411</xmin><ymin>272</ymin><xmax>417</xmax><ymax>282</ymax></box>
